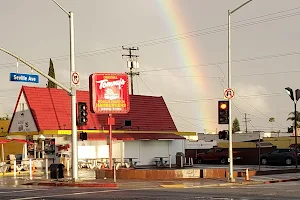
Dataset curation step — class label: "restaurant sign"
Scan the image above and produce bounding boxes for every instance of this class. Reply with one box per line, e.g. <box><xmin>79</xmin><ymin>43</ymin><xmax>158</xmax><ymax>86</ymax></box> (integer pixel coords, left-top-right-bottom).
<box><xmin>89</xmin><ymin>73</ymin><xmax>130</xmax><ymax>114</ymax></box>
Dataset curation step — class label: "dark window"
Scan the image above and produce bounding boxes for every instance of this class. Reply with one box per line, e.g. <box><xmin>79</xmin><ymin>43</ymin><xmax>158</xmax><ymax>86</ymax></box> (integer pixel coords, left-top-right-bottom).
<box><xmin>124</xmin><ymin>120</ymin><xmax>132</xmax><ymax>127</ymax></box>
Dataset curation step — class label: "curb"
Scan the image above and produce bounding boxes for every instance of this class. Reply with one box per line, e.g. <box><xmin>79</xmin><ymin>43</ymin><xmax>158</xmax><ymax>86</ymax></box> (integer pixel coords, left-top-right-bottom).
<box><xmin>160</xmin><ymin>184</ymin><xmax>185</xmax><ymax>188</ymax></box>
<box><xmin>0</xmin><ymin>171</ymin><xmax>44</xmax><ymax>177</ymax></box>
<box><xmin>264</xmin><ymin>178</ymin><xmax>300</xmax><ymax>184</ymax></box>
<box><xmin>23</xmin><ymin>182</ymin><xmax>117</xmax><ymax>188</ymax></box>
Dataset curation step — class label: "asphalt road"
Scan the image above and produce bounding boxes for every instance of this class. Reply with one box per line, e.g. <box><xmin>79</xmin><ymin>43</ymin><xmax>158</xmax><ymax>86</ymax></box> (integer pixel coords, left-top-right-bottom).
<box><xmin>0</xmin><ymin>181</ymin><xmax>299</xmax><ymax>200</ymax></box>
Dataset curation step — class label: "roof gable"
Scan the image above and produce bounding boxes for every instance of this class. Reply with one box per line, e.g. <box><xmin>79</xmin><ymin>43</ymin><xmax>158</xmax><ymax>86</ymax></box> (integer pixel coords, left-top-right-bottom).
<box><xmin>9</xmin><ymin>86</ymin><xmax>177</xmax><ymax>132</ymax></box>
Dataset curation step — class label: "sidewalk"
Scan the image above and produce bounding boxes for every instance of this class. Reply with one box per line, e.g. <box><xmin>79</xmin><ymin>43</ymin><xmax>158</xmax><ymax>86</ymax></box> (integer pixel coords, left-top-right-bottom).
<box><xmin>0</xmin><ymin>169</ymin><xmax>299</xmax><ymax>189</ymax></box>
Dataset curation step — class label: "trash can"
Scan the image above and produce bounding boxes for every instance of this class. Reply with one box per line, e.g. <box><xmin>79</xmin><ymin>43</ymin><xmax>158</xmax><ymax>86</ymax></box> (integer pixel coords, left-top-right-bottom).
<box><xmin>176</xmin><ymin>152</ymin><xmax>185</xmax><ymax>168</ymax></box>
<box><xmin>49</xmin><ymin>163</ymin><xmax>64</xmax><ymax>179</ymax></box>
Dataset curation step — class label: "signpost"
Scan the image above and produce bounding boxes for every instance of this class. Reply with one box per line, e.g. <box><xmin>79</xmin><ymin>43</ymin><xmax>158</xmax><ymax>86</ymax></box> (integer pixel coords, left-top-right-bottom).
<box><xmin>89</xmin><ymin>73</ymin><xmax>130</xmax><ymax>170</ymax></box>
<box><xmin>10</xmin><ymin>72</ymin><xmax>39</xmax><ymax>84</ymax></box>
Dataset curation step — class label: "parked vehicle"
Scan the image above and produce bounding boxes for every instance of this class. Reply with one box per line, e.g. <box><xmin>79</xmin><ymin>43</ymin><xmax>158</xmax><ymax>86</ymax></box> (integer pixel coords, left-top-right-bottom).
<box><xmin>260</xmin><ymin>148</ymin><xmax>300</xmax><ymax>165</ymax></box>
<box><xmin>195</xmin><ymin>147</ymin><xmax>242</xmax><ymax>164</ymax></box>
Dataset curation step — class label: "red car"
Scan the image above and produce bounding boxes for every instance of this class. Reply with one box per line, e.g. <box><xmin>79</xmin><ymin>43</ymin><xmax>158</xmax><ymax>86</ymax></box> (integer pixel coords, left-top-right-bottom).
<box><xmin>195</xmin><ymin>147</ymin><xmax>242</xmax><ymax>164</ymax></box>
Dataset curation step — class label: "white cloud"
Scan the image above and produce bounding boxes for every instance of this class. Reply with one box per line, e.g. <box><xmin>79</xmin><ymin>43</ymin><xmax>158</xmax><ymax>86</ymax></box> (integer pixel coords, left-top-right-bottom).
<box><xmin>234</xmin><ymin>83</ymin><xmax>270</xmax><ymax>114</ymax></box>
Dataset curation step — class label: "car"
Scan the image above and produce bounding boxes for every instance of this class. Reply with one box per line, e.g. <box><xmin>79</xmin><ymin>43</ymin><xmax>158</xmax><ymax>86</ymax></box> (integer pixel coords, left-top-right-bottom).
<box><xmin>260</xmin><ymin>148</ymin><xmax>300</xmax><ymax>165</ymax></box>
<box><xmin>195</xmin><ymin>147</ymin><xmax>242</xmax><ymax>164</ymax></box>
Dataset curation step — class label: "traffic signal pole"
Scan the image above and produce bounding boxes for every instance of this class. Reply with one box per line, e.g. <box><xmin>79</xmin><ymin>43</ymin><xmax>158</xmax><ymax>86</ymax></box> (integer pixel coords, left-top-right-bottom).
<box><xmin>227</xmin><ymin>0</ymin><xmax>252</xmax><ymax>183</ymax></box>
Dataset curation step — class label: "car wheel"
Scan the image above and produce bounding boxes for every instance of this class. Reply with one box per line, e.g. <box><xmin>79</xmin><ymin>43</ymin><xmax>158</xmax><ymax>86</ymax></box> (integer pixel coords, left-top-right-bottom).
<box><xmin>285</xmin><ymin>158</ymin><xmax>292</xmax><ymax>165</ymax></box>
<box><xmin>197</xmin><ymin>158</ymin><xmax>204</xmax><ymax>164</ymax></box>
<box><xmin>220</xmin><ymin>157</ymin><xmax>227</xmax><ymax>164</ymax></box>
<box><xmin>261</xmin><ymin>157</ymin><xmax>267</xmax><ymax>165</ymax></box>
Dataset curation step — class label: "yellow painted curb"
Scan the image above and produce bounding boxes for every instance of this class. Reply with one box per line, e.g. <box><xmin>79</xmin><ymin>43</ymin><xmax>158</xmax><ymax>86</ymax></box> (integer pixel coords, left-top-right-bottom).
<box><xmin>0</xmin><ymin>171</ymin><xmax>45</xmax><ymax>177</ymax></box>
<box><xmin>160</xmin><ymin>184</ymin><xmax>185</xmax><ymax>188</ymax></box>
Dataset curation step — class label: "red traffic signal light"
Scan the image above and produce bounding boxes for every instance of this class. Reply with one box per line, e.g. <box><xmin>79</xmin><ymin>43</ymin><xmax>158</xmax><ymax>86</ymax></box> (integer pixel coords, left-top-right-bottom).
<box><xmin>218</xmin><ymin>101</ymin><xmax>229</xmax><ymax>124</ymax></box>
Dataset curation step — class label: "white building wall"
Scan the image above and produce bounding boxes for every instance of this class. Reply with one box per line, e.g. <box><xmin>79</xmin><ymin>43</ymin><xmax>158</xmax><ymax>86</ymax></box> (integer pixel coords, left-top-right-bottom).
<box><xmin>9</xmin><ymin>92</ymin><xmax>38</xmax><ymax>133</ymax></box>
<box><xmin>124</xmin><ymin>140</ymin><xmax>185</xmax><ymax>165</ymax></box>
<box><xmin>77</xmin><ymin>140</ymin><xmax>122</xmax><ymax>159</ymax></box>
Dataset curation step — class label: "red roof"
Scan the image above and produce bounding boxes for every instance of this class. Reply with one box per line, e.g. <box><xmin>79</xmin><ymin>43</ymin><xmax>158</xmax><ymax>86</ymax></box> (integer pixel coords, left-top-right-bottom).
<box><xmin>78</xmin><ymin>133</ymin><xmax>185</xmax><ymax>141</ymax></box>
<box><xmin>9</xmin><ymin>86</ymin><xmax>177</xmax><ymax>132</ymax></box>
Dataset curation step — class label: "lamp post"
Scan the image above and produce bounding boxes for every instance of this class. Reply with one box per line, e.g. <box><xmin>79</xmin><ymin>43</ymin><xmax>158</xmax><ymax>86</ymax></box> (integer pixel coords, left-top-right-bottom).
<box><xmin>52</xmin><ymin>0</ymin><xmax>78</xmax><ymax>181</ymax></box>
<box><xmin>285</xmin><ymin>87</ymin><xmax>300</xmax><ymax>169</ymax></box>
<box><xmin>228</xmin><ymin>0</ymin><xmax>253</xmax><ymax>182</ymax></box>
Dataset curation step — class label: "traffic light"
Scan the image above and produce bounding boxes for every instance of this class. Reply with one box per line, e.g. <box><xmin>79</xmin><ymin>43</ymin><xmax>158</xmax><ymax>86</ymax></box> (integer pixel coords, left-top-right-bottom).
<box><xmin>78</xmin><ymin>102</ymin><xmax>88</xmax><ymax>126</ymax></box>
<box><xmin>80</xmin><ymin>132</ymin><xmax>87</xmax><ymax>141</ymax></box>
<box><xmin>218</xmin><ymin>100</ymin><xmax>229</xmax><ymax>124</ymax></box>
<box><xmin>218</xmin><ymin>130</ymin><xmax>229</xmax><ymax>140</ymax></box>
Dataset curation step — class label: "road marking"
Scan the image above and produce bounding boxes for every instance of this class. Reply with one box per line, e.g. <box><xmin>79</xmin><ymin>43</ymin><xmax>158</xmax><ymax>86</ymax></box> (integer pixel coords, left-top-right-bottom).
<box><xmin>0</xmin><ymin>189</ymin><xmax>48</xmax><ymax>194</ymax></box>
<box><xmin>10</xmin><ymin>187</ymin><xmax>159</xmax><ymax>200</ymax></box>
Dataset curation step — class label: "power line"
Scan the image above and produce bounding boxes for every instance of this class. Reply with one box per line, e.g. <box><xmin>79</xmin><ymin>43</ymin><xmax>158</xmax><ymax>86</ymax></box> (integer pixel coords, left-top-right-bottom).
<box><xmin>1</xmin><ymin>6</ymin><xmax>300</xmax><ymax>69</ymax></box>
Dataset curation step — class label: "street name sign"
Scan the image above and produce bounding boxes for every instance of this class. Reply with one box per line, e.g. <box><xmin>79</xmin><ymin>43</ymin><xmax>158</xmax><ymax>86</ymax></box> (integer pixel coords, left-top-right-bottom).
<box><xmin>9</xmin><ymin>72</ymin><xmax>39</xmax><ymax>83</ymax></box>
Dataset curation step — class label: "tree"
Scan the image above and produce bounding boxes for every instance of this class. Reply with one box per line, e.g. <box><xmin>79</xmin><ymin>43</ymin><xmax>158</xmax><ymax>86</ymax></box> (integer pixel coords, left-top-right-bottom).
<box><xmin>47</xmin><ymin>58</ymin><xmax>57</xmax><ymax>88</ymax></box>
<box><xmin>232</xmin><ymin>118</ymin><xmax>240</xmax><ymax>133</ymax></box>
<box><xmin>269</xmin><ymin>117</ymin><xmax>275</xmax><ymax>132</ymax></box>
<box><xmin>287</xmin><ymin>111</ymin><xmax>300</xmax><ymax>128</ymax></box>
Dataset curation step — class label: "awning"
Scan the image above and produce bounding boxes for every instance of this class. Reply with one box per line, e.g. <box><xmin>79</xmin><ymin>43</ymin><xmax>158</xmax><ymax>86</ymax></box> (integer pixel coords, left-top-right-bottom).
<box><xmin>0</xmin><ymin>139</ymin><xmax>11</xmax><ymax>144</ymax></box>
<box><xmin>12</xmin><ymin>139</ymin><xmax>34</xmax><ymax>144</ymax></box>
<box><xmin>78</xmin><ymin>133</ymin><xmax>186</xmax><ymax>141</ymax></box>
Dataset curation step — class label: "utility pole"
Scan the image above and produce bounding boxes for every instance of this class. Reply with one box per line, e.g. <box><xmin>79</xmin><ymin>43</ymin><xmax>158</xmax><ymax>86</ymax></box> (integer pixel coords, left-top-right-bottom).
<box><xmin>228</xmin><ymin>0</ymin><xmax>253</xmax><ymax>183</ymax></box>
<box><xmin>243</xmin><ymin>113</ymin><xmax>251</xmax><ymax>133</ymax></box>
<box><xmin>122</xmin><ymin>46</ymin><xmax>139</xmax><ymax>95</ymax></box>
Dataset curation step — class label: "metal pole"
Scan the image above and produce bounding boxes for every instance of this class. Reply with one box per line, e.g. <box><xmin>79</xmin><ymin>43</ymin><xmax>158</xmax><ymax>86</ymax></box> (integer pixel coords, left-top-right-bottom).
<box><xmin>295</xmin><ymin>102</ymin><xmax>298</xmax><ymax>169</ymax></box>
<box><xmin>1</xmin><ymin>144</ymin><xmax>4</xmax><ymax>162</ymax></box>
<box><xmin>113</xmin><ymin>162</ymin><xmax>116</xmax><ymax>183</ymax></box>
<box><xmin>45</xmin><ymin>158</ymin><xmax>49</xmax><ymax>179</ymax></box>
<box><xmin>258</xmin><ymin>132</ymin><xmax>261</xmax><ymax>170</ymax></box>
<box><xmin>0</xmin><ymin>48</ymin><xmax>71</xmax><ymax>93</ymax></box>
<box><xmin>13</xmin><ymin>159</ymin><xmax>16</xmax><ymax>178</ymax></box>
<box><xmin>228</xmin><ymin>10</ymin><xmax>234</xmax><ymax>182</ymax></box>
<box><xmin>109</xmin><ymin>114</ymin><xmax>113</xmax><ymax>170</ymax></box>
<box><xmin>29</xmin><ymin>158</ymin><xmax>32</xmax><ymax>180</ymax></box>
<box><xmin>69</xmin><ymin>11</ymin><xmax>78</xmax><ymax>182</ymax></box>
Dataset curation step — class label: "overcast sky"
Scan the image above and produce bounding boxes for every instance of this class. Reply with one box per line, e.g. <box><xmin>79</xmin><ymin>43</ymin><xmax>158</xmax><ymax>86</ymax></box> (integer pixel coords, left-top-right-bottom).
<box><xmin>0</xmin><ymin>0</ymin><xmax>300</xmax><ymax>133</ymax></box>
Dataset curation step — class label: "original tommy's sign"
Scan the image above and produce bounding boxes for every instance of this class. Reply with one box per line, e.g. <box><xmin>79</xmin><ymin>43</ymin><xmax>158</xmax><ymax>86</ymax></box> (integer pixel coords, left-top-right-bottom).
<box><xmin>89</xmin><ymin>73</ymin><xmax>130</xmax><ymax>114</ymax></box>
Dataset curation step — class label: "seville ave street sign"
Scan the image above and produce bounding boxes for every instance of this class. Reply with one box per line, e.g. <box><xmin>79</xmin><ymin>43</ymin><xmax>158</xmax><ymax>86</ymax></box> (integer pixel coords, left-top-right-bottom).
<box><xmin>9</xmin><ymin>72</ymin><xmax>39</xmax><ymax>83</ymax></box>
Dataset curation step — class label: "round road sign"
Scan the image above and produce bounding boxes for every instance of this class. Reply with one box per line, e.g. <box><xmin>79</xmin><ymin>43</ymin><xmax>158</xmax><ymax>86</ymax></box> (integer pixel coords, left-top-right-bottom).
<box><xmin>72</xmin><ymin>72</ymin><xmax>80</xmax><ymax>85</ymax></box>
<box><xmin>224</xmin><ymin>88</ymin><xmax>235</xmax><ymax>99</ymax></box>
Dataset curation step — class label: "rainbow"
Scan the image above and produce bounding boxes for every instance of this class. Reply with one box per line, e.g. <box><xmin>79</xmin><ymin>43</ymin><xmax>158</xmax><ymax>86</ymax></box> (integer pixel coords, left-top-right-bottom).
<box><xmin>157</xmin><ymin>1</ymin><xmax>213</xmax><ymax>133</ymax></box>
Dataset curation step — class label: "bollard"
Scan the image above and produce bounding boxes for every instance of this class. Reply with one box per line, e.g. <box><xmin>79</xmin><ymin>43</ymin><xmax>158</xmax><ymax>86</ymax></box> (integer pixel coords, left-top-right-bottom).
<box><xmin>113</xmin><ymin>163</ymin><xmax>116</xmax><ymax>183</ymax></box>
<box><xmin>180</xmin><ymin>156</ymin><xmax>183</xmax><ymax>168</ymax></box>
<box><xmin>188</xmin><ymin>157</ymin><xmax>191</xmax><ymax>165</ymax></box>
<box><xmin>29</xmin><ymin>159</ymin><xmax>32</xmax><ymax>180</ymax></box>
<box><xmin>13</xmin><ymin>159</ymin><xmax>16</xmax><ymax>178</ymax></box>
<box><xmin>245</xmin><ymin>168</ymin><xmax>250</xmax><ymax>181</ymax></box>
<box><xmin>45</xmin><ymin>158</ymin><xmax>49</xmax><ymax>179</ymax></box>
<box><xmin>67</xmin><ymin>159</ymin><xmax>70</xmax><ymax>172</ymax></box>
<box><xmin>191</xmin><ymin>157</ymin><xmax>193</xmax><ymax>166</ymax></box>
<box><xmin>169</xmin><ymin>155</ymin><xmax>171</xmax><ymax>168</ymax></box>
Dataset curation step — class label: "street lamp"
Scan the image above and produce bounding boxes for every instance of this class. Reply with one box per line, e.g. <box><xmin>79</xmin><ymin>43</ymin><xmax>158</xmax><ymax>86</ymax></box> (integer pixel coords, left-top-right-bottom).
<box><xmin>52</xmin><ymin>0</ymin><xmax>78</xmax><ymax>181</ymax></box>
<box><xmin>285</xmin><ymin>87</ymin><xmax>300</xmax><ymax>169</ymax></box>
<box><xmin>228</xmin><ymin>0</ymin><xmax>253</xmax><ymax>182</ymax></box>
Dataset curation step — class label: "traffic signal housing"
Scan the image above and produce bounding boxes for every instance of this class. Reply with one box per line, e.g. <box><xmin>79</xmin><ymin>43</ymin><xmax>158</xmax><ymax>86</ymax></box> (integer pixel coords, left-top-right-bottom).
<box><xmin>78</xmin><ymin>102</ymin><xmax>88</xmax><ymax>126</ymax></box>
<box><xmin>218</xmin><ymin>130</ymin><xmax>229</xmax><ymax>140</ymax></box>
<box><xmin>80</xmin><ymin>132</ymin><xmax>87</xmax><ymax>141</ymax></box>
<box><xmin>218</xmin><ymin>100</ymin><xmax>229</xmax><ymax>124</ymax></box>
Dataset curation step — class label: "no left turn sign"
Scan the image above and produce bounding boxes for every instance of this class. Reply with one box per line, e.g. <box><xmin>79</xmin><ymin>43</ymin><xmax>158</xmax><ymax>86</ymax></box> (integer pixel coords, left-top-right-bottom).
<box><xmin>71</xmin><ymin>71</ymin><xmax>80</xmax><ymax>86</ymax></box>
<box><xmin>224</xmin><ymin>88</ymin><xmax>235</xmax><ymax>99</ymax></box>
